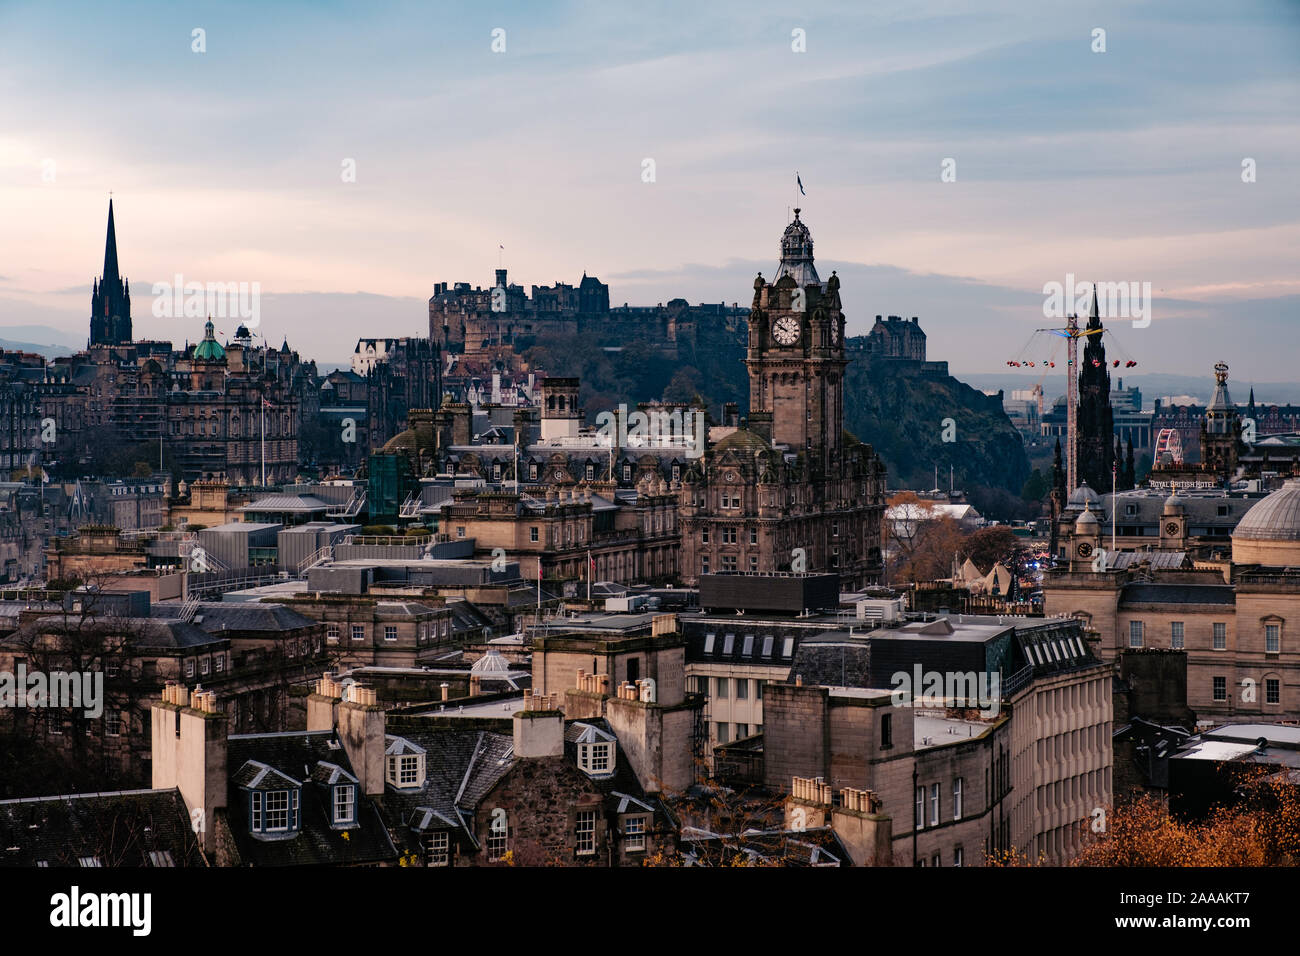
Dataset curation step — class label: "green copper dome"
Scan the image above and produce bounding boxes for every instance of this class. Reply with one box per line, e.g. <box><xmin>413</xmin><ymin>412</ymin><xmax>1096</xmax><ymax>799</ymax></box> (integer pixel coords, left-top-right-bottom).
<box><xmin>193</xmin><ymin>319</ymin><xmax>226</xmax><ymax>362</ymax></box>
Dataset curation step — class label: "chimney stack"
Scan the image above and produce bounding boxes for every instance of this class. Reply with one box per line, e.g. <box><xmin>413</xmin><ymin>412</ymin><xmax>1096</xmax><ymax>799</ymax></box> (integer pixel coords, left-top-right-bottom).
<box><xmin>151</xmin><ymin>681</ymin><xmax>228</xmax><ymax>856</ymax></box>
<box><xmin>337</xmin><ymin>684</ymin><xmax>385</xmax><ymax>797</ymax></box>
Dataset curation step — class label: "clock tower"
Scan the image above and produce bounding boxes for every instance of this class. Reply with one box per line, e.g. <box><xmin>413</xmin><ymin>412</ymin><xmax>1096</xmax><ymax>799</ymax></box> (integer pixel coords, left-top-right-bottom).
<box><xmin>746</xmin><ymin>208</ymin><xmax>846</xmax><ymax>468</ymax></box>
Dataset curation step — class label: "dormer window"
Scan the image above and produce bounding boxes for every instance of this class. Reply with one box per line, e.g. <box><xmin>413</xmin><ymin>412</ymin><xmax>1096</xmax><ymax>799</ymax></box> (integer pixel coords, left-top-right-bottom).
<box><xmin>237</xmin><ymin>760</ymin><xmax>303</xmax><ymax>839</ymax></box>
<box><xmin>572</xmin><ymin>723</ymin><xmax>617</xmax><ymax>779</ymax></box>
<box><xmin>385</xmin><ymin>736</ymin><xmax>427</xmax><ymax>789</ymax></box>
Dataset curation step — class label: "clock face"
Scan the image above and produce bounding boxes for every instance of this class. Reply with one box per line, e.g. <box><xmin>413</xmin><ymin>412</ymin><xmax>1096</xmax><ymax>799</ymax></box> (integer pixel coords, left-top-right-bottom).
<box><xmin>1077</xmin><ymin>542</ymin><xmax>1094</xmax><ymax>557</ymax></box>
<box><xmin>773</xmin><ymin>316</ymin><xmax>800</xmax><ymax>346</ymax></box>
<box><xmin>553</xmin><ymin>469</ymin><xmax>566</xmax><ymax>482</ymax></box>
<box><xmin>1165</xmin><ymin>522</ymin><xmax>1180</xmax><ymax>535</ymax></box>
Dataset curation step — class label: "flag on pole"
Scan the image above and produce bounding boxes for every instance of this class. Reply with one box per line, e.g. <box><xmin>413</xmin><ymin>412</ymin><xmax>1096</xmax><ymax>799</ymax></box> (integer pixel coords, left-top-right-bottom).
<box><xmin>797</xmin><ymin>172</ymin><xmax>805</xmax><ymax>196</ymax></box>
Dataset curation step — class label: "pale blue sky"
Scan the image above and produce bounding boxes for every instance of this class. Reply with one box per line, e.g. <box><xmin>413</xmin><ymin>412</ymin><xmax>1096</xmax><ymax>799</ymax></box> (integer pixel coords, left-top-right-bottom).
<box><xmin>1</xmin><ymin>0</ymin><xmax>1297</xmax><ymax>381</ymax></box>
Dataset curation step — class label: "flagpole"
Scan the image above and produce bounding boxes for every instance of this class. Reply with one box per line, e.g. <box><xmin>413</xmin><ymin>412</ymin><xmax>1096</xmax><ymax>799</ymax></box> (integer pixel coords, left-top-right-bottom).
<box><xmin>261</xmin><ymin>398</ymin><xmax>266</xmax><ymax>487</ymax></box>
<box><xmin>587</xmin><ymin>549</ymin><xmax>592</xmax><ymax>602</ymax></box>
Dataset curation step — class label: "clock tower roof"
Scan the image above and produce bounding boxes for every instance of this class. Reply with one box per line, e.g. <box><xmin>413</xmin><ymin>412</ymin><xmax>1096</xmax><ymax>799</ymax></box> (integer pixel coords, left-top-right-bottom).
<box><xmin>776</xmin><ymin>208</ymin><xmax>821</xmax><ymax>289</ymax></box>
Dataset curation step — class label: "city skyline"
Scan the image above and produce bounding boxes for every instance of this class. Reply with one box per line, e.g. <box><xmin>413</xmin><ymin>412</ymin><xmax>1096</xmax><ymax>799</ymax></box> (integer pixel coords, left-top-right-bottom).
<box><xmin>1</xmin><ymin>0</ymin><xmax>1298</xmax><ymax>373</ymax></box>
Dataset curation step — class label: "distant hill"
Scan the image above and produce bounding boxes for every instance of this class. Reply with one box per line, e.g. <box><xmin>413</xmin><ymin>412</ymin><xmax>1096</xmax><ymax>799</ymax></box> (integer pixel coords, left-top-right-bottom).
<box><xmin>842</xmin><ymin>344</ymin><xmax>1030</xmax><ymax>499</ymax></box>
<box><xmin>0</xmin><ymin>338</ymin><xmax>76</xmax><ymax>358</ymax></box>
<box><xmin>517</xmin><ymin>323</ymin><xmax>1030</xmax><ymax>510</ymax></box>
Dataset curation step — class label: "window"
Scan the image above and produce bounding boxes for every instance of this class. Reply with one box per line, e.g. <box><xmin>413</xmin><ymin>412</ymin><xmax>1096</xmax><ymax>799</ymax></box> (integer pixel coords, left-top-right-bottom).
<box><xmin>215</xmin><ymin>654</ymin><xmax>225</xmax><ymax>673</ymax></box>
<box><xmin>392</xmin><ymin>755</ymin><xmax>420</xmax><ymax>786</ymax></box>
<box><xmin>954</xmin><ymin>777</ymin><xmax>963</xmax><ymax>819</ymax></box>
<box><xmin>722</xmin><ymin>528</ymin><xmax>737</xmax><ymax>544</ymax></box>
<box><xmin>106</xmin><ymin>712</ymin><xmax>123</xmax><ymax>737</ymax></box>
<box><xmin>384</xmin><ymin>625</ymin><xmax>398</xmax><ymax>643</ymax></box>
<box><xmin>703</xmin><ymin>633</ymin><xmax>715</xmax><ymax>654</ymax></box>
<box><xmin>782</xmin><ymin>637</ymin><xmax>795</xmax><ymax>658</ymax></box>
<box><xmin>585</xmin><ymin>465</ymin><xmax>595</xmax><ymax>480</ymax></box>
<box><xmin>579</xmin><ymin>742</ymin><xmax>613</xmax><ymax>775</ymax></box>
<box><xmin>701</xmin><ymin>528</ymin><xmax>709</xmax><ymax>544</ymax></box>
<box><xmin>761</xmin><ymin>635</ymin><xmax>774</xmax><ymax>658</ymax></box>
<box><xmin>1213</xmin><ymin>623</ymin><xmax>1227</xmax><ymax>650</ymax></box>
<box><xmin>930</xmin><ymin>783</ymin><xmax>940</xmax><ymax>826</ymax></box>
<box><xmin>576</xmin><ymin>810</ymin><xmax>597</xmax><ymax>855</ymax></box>
<box><xmin>1129</xmin><ymin>621</ymin><xmax>1144</xmax><ymax>648</ymax></box>
<box><xmin>749</xmin><ymin>556</ymin><xmax>758</xmax><ymax>572</ymax></box>
<box><xmin>953</xmin><ymin>846</ymin><xmax>964</xmax><ymax>867</ymax></box>
<box><xmin>1171</xmin><ymin>622</ymin><xmax>1184</xmax><ymax>649</ymax></box>
<box><xmin>106</xmin><ymin>662</ymin><xmax>121</xmax><ymax>678</ymax></box>
<box><xmin>742</xmin><ymin>634</ymin><xmax>754</xmax><ymax>656</ymax></box>
<box><xmin>265</xmin><ymin>790</ymin><xmax>291</xmax><ymax>830</ymax></box>
<box><xmin>47</xmin><ymin>715</ymin><xmax>61</xmax><ymax>735</ymax></box>
<box><xmin>1213</xmin><ymin>676</ymin><xmax>1227</xmax><ymax>701</ymax></box>
<box><xmin>530</xmin><ymin>526</ymin><xmax>539</xmax><ymax>542</ymax></box>
<box><xmin>715</xmin><ymin>677</ymin><xmax>729</xmax><ymax>698</ymax></box>
<box><xmin>334</xmin><ymin>785</ymin><xmax>355</xmax><ymax>825</ymax></box>
<box><xmin>723</xmin><ymin>633</ymin><xmax>735</xmax><ymax>654</ymax></box>
<box><xmin>424</xmin><ymin>830</ymin><xmax>450</xmax><ymax>866</ymax></box>
<box><xmin>487</xmin><ymin>815</ymin><xmax>508</xmax><ymax>861</ymax></box>
<box><xmin>881</xmin><ymin>712</ymin><xmax>892</xmax><ymax>749</ymax></box>
<box><xmin>736</xmin><ymin>679</ymin><xmax>748</xmax><ymax>700</ymax></box>
<box><xmin>701</xmin><ymin>558</ymin><xmax>709</xmax><ymax>574</ymax></box>
<box><xmin>715</xmin><ymin>722</ymin><xmax>729</xmax><ymax>744</ymax></box>
<box><xmin>78</xmin><ymin>856</ymin><xmax>102</xmax><ymax>868</ymax></box>
<box><xmin>915</xmin><ymin>786</ymin><xmax>925</xmax><ymax>829</ymax></box>
<box><xmin>1266</xmin><ymin>679</ymin><xmax>1281</xmax><ymax>705</ymax></box>
<box><xmin>1266</xmin><ymin>624</ymin><xmax>1281</xmax><ymax>653</ymax></box>
<box><xmin>201</xmin><ymin>657</ymin><xmax>210</xmax><ymax>675</ymax></box>
<box><xmin>625</xmin><ymin>815</ymin><xmax>647</xmax><ymax>852</ymax></box>
<box><xmin>147</xmin><ymin>850</ymin><xmax>174</xmax><ymax>867</ymax></box>
<box><xmin>327</xmin><ymin>624</ymin><xmax>339</xmax><ymax>644</ymax></box>
<box><xmin>749</xmin><ymin>528</ymin><xmax>758</xmax><ymax>545</ymax></box>
<box><xmin>735</xmin><ymin>723</ymin><xmax>748</xmax><ymax>738</ymax></box>
<box><xmin>352</xmin><ymin>625</ymin><xmax>365</xmax><ymax>642</ymax></box>
<box><xmin>755</xmin><ymin>682</ymin><xmax>763</xmax><ymax>700</ymax></box>
<box><xmin>185</xmin><ymin>659</ymin><xmax>195</xmax><ymax>678</ymax></box>
<box><xmin>623</xmin><ymin>465</ymin><xmax>632</xmax><ymax>482</ymax></box>
<box><xmin>456</xmin><ymin>526</ymin><xmax>466</xmax><ymax>538</ymax></box>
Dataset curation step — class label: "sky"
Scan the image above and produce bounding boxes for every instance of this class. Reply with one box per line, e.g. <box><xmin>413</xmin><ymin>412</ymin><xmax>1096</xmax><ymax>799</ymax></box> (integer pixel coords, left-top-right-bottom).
<box><xmin>1</xmin><ymin>0</ymin><xmax>1298</xmax><ymax>383</ymax></box>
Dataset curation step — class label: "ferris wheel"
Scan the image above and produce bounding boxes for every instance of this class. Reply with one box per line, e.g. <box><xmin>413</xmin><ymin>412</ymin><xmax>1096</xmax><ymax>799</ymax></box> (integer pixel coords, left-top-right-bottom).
<box><xmin>1154</xmin><ymin>428</ymin><xmax>1184</xmax><ymax>466</ymax></box>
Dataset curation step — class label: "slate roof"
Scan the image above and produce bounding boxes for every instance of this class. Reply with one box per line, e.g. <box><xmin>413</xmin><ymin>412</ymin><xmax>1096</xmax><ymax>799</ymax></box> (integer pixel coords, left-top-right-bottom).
<box><xmin>0</xmin><ymin>788</ymin><xmax>203</xmax><ymax>868</ymax></box>
<box><xmin>790</xmin><ymin>637</ymin><xmax>872</xmax><ymax>688</ymax></box>
<box><xmin>225</xmin><ymin>731</ymin><xmax>397</xmax><ymax>867</ymax></box>
<box><xmin>2</xmin><ymin>617</ymin><xmax>223</xmax><ymax>651</ymax></box>
<box><xmin>680</xmin><ymin>826</ymin><xmax>849</xmax><ymax>866</ymax></box>
<box><xmin>1119</xmin><ymin>583</ymin><xmax>1236</xmax><ymax>608</ymax></box>
<box><xmin>154</xmin><ymin>603</ymin><xmax>318</xmax><ymax>633</ymax></box>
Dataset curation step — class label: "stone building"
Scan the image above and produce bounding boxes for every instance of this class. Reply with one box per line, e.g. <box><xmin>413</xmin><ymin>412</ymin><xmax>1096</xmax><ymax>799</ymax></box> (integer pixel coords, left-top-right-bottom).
<box><xmin>0</xmin><ymin>593</ymin><xmax>328</xmax><ymax>791</ymax></box>
<box><xmin>760</xmin><ymin>614</ymin><xmax>1111</xmax><ymax>865</ymax></box>
<box><xmin>680</xmin><ymin>210</ymin><xmax>887</xmax><ymax>589</ymax></box>
<box><xmin>1045</xmin><ymin>477</ymin><xmax>1300</xmax><ymax>724</ymax></box>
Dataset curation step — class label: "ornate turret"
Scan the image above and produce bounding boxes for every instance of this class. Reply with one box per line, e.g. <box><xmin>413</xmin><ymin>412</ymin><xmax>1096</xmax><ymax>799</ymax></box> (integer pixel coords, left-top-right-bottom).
<box><xmin>775</xmin><ymin>208</ymin><xmax>821</xmax><ymax>288</ymax></box>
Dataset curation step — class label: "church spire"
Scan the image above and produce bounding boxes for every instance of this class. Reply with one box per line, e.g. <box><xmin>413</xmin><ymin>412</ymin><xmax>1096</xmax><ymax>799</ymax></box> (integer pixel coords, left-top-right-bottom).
<box><xmin>103</xmin><ymin>198</ymin><xmax>120</xmax><ymax>283</ymax></box>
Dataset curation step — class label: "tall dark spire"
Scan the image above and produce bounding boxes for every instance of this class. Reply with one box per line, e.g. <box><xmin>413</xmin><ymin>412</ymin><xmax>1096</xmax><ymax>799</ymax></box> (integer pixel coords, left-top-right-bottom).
<box><xmin>103</xmin><ymin>198</ymin><xmax>120</xmax><ymax>282</ymax></box>
<box><xmin>1077</xmin><ymin>282</ymin><xmax>1114</xmax><ymax>493</ymax></box>
<box><xmin>89</xmin><ymin>199</ymin><xmax>131</xmax><ymax>346</ymax></box>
